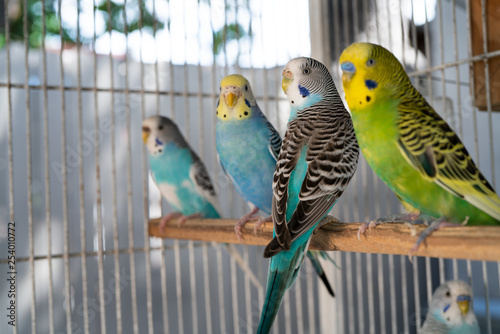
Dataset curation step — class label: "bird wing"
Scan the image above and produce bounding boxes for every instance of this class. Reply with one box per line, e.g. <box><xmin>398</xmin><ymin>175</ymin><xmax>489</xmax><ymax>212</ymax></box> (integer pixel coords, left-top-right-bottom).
<box><xmin>189</xmin><ymin>152</ymin><xmax>221</xmax><ymax>213</ymax></box>
<box><xmin>267</xmin><ymin>107</ymin><xmax>359</xmax><ymax>257</ymax></box>
<box><xmin>266</xmin><ymin>120</ymin><xmax>282</xmax><ymax>161</ymax></box>
<box><xmin>396</xmin><ymin>92</ymin><xmax>500</xmax><ymax>220</ymax></box>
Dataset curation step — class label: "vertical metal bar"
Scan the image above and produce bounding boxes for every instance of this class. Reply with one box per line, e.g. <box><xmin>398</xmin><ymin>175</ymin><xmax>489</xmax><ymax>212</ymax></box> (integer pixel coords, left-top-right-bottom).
<box><xmin>465</xmin><ymin>0</ymin><xmax>479</xmax><ymax>162</ymax></box>
<box><xmin>174</xmin><ymin>239</ymin><xmax>185</xmax><ymax>334</ymax></box>
<box><xmin>230</xmin><ymin>257</ymin><xmax>240</xmax><ymax>334</ymax></box>
<box><xmin>23</xmin><ymin>0</ymin><xmax>36</xmax><ymax>331</ymax></box>
<box><xmin>202</xmin><ymin>243</ymin><xmax>212</xmax><ymax>334</ymax></box>
<box><xmin>208</xmin><ymin>1</ymin><xmax>227</xmax><ymax>331</ymax></box>
<box><xmin>216</xmin><ymin>246</ymin><xmax>227</xmax><ymax>333</ymax></box>
<box><xmin>58</xmin><ymin>0</ymin><xmax>72</xmax><ymax>332</ymax></box>
<box><xmin>283</xmin><ymin>291</ymin><xmax>292</xmax><ymax>334</ymax></box>
<box><xmin>400</xmin><ymin>256</ymin><xmax>409</xmax><ymax>334</ymax></box>
<box><xmin>388</xmin><ymin>255</ymin><xmax>397</xmax><ymax>334</ymax></box>
<box><xmin>196</xmin><ymin>1</ymin><xmax>212</xmax><ymax>333</ymax></box>
<box><xmin>93</xmin><ymin>0</ymin><xmax>106</xmax><ymax>333</ymax></box>
<box><xmin>294</xmin><ymin>271</ymin><xmax>304</xmax><ymax>334</ymax></box>
<box><xmin>157</xmin><ymin>0</ymin><xmax>170</xmax><ymax>332</ymax></box>
<box><xmin>413</xmin><ymin>259</ymin><xmax>421</xmax><ymax>333</ymax></box>
<box><xmin>138</xmin><ymin>2</ymin><xmax>154</xmax><ymax>332</ymax></box>
<box><xmin>105</xmin><ymin>0</ymin><xmax>121</xmax><ymax>331</ymax></box>
<box><xmin>306</xmin><ymin>261</ymin><xmax>316</xmax><ymax>334</ymax></box>
<box><xmin>182</xmin><ymin>3</ymin><xmax>199</xmax><ymax>332</ymax></box>
<box><xmin>482</xmin><ymin>261</ymin><xmax>492</xmax><ymax>334</ymax></box>
<box><xmin>4</xmin><ymin>0</ymin><xmax>16</xmax><ymax>333</ymax></box>
<box><xmin>377</xmin><ymin>253</ymin><xmax>386</xmax><ymax>334</ymax></box>
<box><xmin>243</xmin><ymin>246</ymin><xmax>252</xmax><ymax>334</ymax></box>
<box><xmin>121</xmin><ymin>1</ymin><xmax>134</xmax><ymax>333</ymax></box>
<box><xmin>166</xmin><ymin>2</ymin><xmax>183</xmax><ymax>333</ymax></box>
<box><xmin>423</xmin><ymin>0</ymin><xmax>433</xmax><ymax>103</ymax></box>
<box><xmin>40</xmin><ymin>0</ymin><xmax>55</xmax><ymax>331</ymax></box>
<box><xmin>439</xmin><ymin>258</ymin><xmax>445</xmax><ymax>284</ymax></box>
<box><xmin>92</xmin><ymin>0</ymin><xmax>106</xmax><ymax>333</ymax></box>
<box><xmin>437</xmin><ymin>0</ymin><xmax>448</xmax><ymax>121</ymax></box>
<box><xmin>75</xmin><ymin>1</ymin><xmax>89</xmax><ymax>333</ymax></box>
<box><xmin>480</xmin><ymin>0</ymin><xmax>496</xmax><ymax>188</ymax></box>
<box><xmin>345</xmin><ymin>252</ymin><xmax>355</xmax><ymax>334</ymax></box>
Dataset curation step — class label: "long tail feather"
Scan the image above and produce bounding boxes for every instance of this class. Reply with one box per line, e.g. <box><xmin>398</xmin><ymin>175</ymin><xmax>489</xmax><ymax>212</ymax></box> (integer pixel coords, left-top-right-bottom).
<box><xmin>306</xmin><ymin>251</ymin><xmax>335</xmax><ymax>297</ymax></box>
<box><xmin>257</xmin><ymin>264</ymin><xmax>291</xmax><ymax>334</ymax></box>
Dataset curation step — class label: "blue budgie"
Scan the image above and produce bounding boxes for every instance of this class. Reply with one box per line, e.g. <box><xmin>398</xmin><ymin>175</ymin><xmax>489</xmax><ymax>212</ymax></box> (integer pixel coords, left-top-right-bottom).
<box><xmin>257</xmin><ymin>58</ymin><xmax>359</xmax><ymax>333</ymax></box>
<box><xmin>421</xmin><ymin>280</ymin><xmax>480</xmax><ymax>334</ymax></box>
<box><xmin>215</xmin><ymin>74</ymin><xmax>336</xmax><ymax>297</ymax></box>
<box><xmin>142</xmin><ymin>115</ymin><xmax>220</xmax><ymax>231</ymax></box>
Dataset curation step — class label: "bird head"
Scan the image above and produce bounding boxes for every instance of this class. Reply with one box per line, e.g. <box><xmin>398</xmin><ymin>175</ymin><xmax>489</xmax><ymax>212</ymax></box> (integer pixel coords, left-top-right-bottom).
<box><xmin>216</xmin><ymin>74</ymin><xmax>256</xmax><ymax>121</ymax></box>
<box><xmin>339</xmin><ymin>42</ymin><xmax>410</xmax><ymax>112</ymax></box>
<box><xmin>427</xmin><ymin>280</ymin><xmax>478</xmax><ymax>329</ymax></box>
<box><xmin>142</xmin><ymin>115</ymin><xmax>184</xmax><ymax>156</ymax></box>
<box><xmin>281</xmin><ymin>57</ymin><xmax>337</xmax><ymax>113</ymax></box>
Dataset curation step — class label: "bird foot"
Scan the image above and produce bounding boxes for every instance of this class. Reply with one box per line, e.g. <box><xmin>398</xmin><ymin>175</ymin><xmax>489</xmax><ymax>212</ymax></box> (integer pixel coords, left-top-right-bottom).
<box><xmin>254</xmin><ymin>216</ymin><xmax>272</xmax><ymax>235</ymax></box>
<box><xmin>408</xmin><ymin>216</ymin><xmax>468</xmax><ymax>256</ymax></box>
<box><xmin>159</xmin><ymin>212</ymin><xmax>182</xmax><ymax>232</ymax></box>
<box><xmin>357</xmin><ymin>211</ymin><xmax>421</xmax><ymax>241</ymax></box>
<box><xmin>314</xmin><ymin>215</ymin><xmax>340</xmax><ymax>234</ymax></box>
<box><xmin>177</xmin><ymin>212</ymin><xmax>203</xmax><ymax>227</ymax></box>
<box><xmin>234</xmin><ymin>206</ymin><xmax>260</xmax><ymax>241</ymax></box>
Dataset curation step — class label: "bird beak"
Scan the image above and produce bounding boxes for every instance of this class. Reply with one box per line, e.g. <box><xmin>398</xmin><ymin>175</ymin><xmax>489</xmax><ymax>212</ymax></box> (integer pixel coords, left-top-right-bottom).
<box><xmin>142</xmin><ymin>126</ymin><xmax>150</xmax><ymax>143</ymax></box>
<box><xmin>340</xmin><ymin>61</ymin><xmax>356</xmax><ymax>83</ymax></box>
<box><xmin>457</xmin><ymin>295</ymin><xmax>470</xmax><ymax>316</ymax></box>
<box><xmin>282</xmin><ymin>68</ymin><xmax>293</xmax><ymax>94</ymax></box>
<box><xmin>225</xmin><ymin>92</ymin><xmax>237</xmax><ymax>107</ymax></box>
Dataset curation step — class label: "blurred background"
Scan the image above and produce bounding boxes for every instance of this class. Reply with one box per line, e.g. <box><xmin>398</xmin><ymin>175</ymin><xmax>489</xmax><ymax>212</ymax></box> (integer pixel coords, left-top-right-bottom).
<box><xmin>0</xmin><ymin>0</ymin><xmax>499</xmax><ymax>333</ymax></box>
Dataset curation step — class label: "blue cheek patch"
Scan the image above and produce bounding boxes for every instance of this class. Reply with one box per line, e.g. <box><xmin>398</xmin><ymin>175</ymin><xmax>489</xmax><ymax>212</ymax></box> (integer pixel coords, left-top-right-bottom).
<box><xmin>341</xmin><ymin>62</ymin><xmax>355</xmax><ymax>73</ymax></box>
<box><xmin>216</xmin><ymin>99</ymin><xmax>219</xmax><ymax>108</ymax></box>
<box><xmin>457</xmin><ymin>295</ymin><xmax>471</xmax><ymax>302</ymax></box>
<box><xmin>365</xmin><ymin>80</ymin><xmax>378</xmax><ymax>90</ymax></box>
<box><xmin>155</xmin><ymin>138</ymin><xmax>163</xmax><ymax>146</ymax></box>
<box><xmin>443</xmin><ymin>304</ymin><xmax>451</xmax><ymax>313</ymax></box>
<box><xmin>298</xmin><ymin>84</ymin><xmax>310</xmax><ymax>98</ymax></box>
<box><xmin>245</xmin><ymin>99</ymin><xmax>251</xmax><ymax>108</ymax></box>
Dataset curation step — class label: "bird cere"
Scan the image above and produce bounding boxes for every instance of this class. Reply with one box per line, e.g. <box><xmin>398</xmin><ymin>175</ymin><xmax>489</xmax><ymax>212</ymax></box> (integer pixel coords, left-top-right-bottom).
<box><xmin>142</xmin><ymin>44</ymin><xmax>498</xmax><ymax>333</ymax></box>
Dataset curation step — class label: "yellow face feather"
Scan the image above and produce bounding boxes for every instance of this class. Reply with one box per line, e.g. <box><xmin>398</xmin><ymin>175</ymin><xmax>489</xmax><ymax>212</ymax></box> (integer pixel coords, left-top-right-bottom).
<box><xmin>339</xmin><ymin>42</ymin><xmax>408</xmax><ymax>112</ymax></box>
<box><xmin>216</xmin><ymin>74</ymin><xmax>255</xmax><ymax>121</ymax></box>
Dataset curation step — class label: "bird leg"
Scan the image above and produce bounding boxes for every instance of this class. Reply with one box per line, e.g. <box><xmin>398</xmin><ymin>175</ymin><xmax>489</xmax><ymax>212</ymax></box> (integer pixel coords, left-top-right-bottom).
<box><xmin>159</xmin><ymin>212</ymin><xmax>182</xmax><ymax>232</ymax></box>
<box><xmin>234</xmin><ymin>206</ymin><xmax>260</xmax><ymax>241</ymax></box>
<box><xmin>177</xmin><ymin>212</ymin><xmax>203</xmax><ymax>227</ymax></box>
<box><xmin>357</xmin><ymin>211</ymin><xmax>421</xmax><ymax>240</ymax></box>
<box><xmin>314</xmin><ymin>215</ymin><xmax>341</xmax><ymax>234</ymax></box>
<box><xmin>253</xmin><ymin>216</ymin><xmax>273</xmax><ymax>234</ymax></box>
<box><xmin>159</xmin><ymin>212</ymin><xmax>203</xmax><ymax>232</ymax></box>
<box><xmin>409</xmin><ymin>216</ymin><xmax>469</xmax><ymax>256</ymax></box>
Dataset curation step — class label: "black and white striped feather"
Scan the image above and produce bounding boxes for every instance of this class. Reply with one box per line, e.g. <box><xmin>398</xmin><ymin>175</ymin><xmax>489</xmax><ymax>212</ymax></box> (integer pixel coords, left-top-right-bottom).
<box><xmin>265</xmin><ymin>101</ymin><xmax>359</xmax><ymax>257</ymax></box>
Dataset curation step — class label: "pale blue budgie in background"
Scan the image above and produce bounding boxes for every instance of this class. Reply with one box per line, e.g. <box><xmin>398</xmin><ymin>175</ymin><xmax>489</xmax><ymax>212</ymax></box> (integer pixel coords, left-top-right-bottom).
<box><xmin>421</xmin><ymin>280</ymin><xmax>480</xmax><ymax>334</ymax></box>
<box><xmin>142</xmin><ymin>115</ymin><xmax>221</xmax><ymax>231</ymax></box>
<box><xmin>257</xmin><ymin>58</ymin><xmax>359</xmax><ymax>333</ymax></box>
<box><xmin>215</xmin><ymin>74</ymin><xmax>336</xmax><ymax>297</ymax></box>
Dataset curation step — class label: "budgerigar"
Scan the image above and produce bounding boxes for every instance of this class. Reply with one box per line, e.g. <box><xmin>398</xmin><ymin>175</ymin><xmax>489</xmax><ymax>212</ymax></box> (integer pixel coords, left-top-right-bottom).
<box><xmin>215</xmin><ymin>74</ymin><xmax>281</xmax><ymax>238</ymax></box>
<box><xmin>421</xmin><ymin>280</ymin><xmax>480</xmax><ymax>334</ymax></box>
<box><xmin>257</xmin><ymin>58</ymin><xmax>359</xmax><ymax>333</ymax></box>
<box><xmin>340</xmin><ymin>42</ymin><xmax>500</xmax><ymax>253</ymax></box>
<box><xmin>142</xmin><ymin>115</ymin><xmax>220</xmax><ymax>230</ymax></box>
<box><xmin>215</xmin><ymin>74</ymin><xmax>335</xmax><ymax>297</ymax></box>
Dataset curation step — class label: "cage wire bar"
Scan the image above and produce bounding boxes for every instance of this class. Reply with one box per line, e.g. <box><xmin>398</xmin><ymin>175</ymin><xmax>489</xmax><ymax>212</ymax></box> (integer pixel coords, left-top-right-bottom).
<box><xmin>0</xmin><ymin>0</ymin><xmax>500</xmax><ymax>333</ymax></box>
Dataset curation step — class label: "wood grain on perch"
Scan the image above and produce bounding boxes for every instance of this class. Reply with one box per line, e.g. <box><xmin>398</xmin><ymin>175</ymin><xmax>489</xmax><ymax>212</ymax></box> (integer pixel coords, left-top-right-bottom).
<box><xmin>148</xmin><ymin>218</ymin><xmax>500</xmax><ymax>261</ymax></box>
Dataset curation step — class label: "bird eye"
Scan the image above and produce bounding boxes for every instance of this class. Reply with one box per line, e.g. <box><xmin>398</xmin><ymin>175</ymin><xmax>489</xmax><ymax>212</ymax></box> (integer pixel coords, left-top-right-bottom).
<box><xmin>446</xmin><ymin>291</ymin><xmax>451</xmax><ymax>297</ymax></box>
<box><xmin>158</xmin><ymin>125</ymin><xmax>163</xmax><ymax>130</ymax></box>
<box><xmin>367</xmin><ymin>58</ymin><xmax>376</xmax><ymax>66</ymax></box>
<box><xmin>303</xmin><ymin>68</ymin><xmax>310</xmax><ymax>75</ymax></box>
<box><xmin>245</xmin><ymin>85</ymin><xmax>248</xmax><ymax>91</ymax></box>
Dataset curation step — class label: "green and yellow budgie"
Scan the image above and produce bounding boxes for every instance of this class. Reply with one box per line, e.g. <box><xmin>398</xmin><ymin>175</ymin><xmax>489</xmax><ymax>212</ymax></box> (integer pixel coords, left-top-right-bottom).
<box><xmin>339</xmin><ymin>42</ymin><xmax>500</xmax><ymax>253</ymax></box>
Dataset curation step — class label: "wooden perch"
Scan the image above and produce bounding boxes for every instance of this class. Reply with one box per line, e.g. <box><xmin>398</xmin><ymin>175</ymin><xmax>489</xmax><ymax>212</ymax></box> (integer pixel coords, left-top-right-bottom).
<box><xmin>148</xmin><ymin>218</ymin><xmax>500</xmax><ymax>261</ymax></box>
